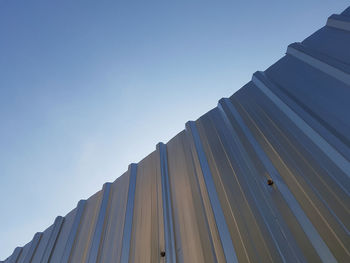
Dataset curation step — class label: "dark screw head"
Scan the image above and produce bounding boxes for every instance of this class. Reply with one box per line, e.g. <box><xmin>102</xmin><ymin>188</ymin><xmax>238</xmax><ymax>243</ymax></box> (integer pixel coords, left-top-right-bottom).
<box><xmin>160</xmin><ymin>251</ymin><xmax>166</xmax><ymax>257</ymax></box>
<box><xmin>267</xmin><ymin>179</ymin><xmax>274</xmax><ymax>186</ymax></box>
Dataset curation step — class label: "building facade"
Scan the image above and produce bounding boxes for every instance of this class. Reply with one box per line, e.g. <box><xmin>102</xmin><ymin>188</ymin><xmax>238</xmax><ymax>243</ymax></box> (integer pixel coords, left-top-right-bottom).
<box><xmin>2</xmin><ymin>7</ymin><xmax>350</xmax><ymax>263</ymax></box>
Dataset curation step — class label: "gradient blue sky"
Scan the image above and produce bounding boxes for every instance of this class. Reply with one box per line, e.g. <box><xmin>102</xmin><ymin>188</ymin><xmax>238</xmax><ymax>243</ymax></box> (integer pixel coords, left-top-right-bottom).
<box><xmin>0</xmin><ymin>0</ymin><xmax>348</xmax><ymax>259</ymax></box>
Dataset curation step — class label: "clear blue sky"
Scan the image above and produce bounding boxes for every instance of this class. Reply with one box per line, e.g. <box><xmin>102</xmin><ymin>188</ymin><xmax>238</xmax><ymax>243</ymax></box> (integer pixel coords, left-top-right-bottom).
<box><xmin>0</xmin><ymin>0</ymin><xmax>348</xmax><ymax>259</ymax></box>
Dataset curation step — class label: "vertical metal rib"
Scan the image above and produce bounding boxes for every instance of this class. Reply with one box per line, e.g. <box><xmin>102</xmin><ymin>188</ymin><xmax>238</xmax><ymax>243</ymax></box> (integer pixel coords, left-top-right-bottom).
<box><xmin>186</xmin><ymin>121</ymin><xmax>239</xmax><ymax>263</ymax></box>
<box><xmin>219</xmin><ymin>97</ymin><xmax>338</xmax><ymax>263</ymax></box>
<box><xmin>252</xmin><ymin>72</ymin><xmax>350</xmax><ymax>177</ymax></box>
<box><xmin>23</xmin><ymin>232</ymin><xmax>42</xmax><ymax>263</ymax></box>
<box><xmin>286</xmin><ymin>43</ymin><xmax>350</xmax><ymax>85</ymax></box>
<box><xmin>40</xmin><ymin>216</ymin><xmax>64</xmax><ymax>263</ymax></box>
<box><xmin>87</xmin><ymin>183</ymin><xmax>112</xmax><ymax>263</ymax></box>
<box><xmin>9</xmin><ymin>247</ymin><xmax>22</xmax><ymax>263</ymax></box>
<box><xmin>120</xmin><ymin>163</ymin><xmax>138</xmax><ymax>263</ymax></box>
<box><xmin>327</xmin><ymin>14</ymin><xmax>350</xmax><ymax>32</ymax></box>
<box><xmin>157</xmin><ymin>143</ymin><xmax>176</xmax><ymax>263</ymax></box>
<box><xmin>60</xmin><ymin>199</ymin><xmax>86</xmax><ymax>263</ymax></box>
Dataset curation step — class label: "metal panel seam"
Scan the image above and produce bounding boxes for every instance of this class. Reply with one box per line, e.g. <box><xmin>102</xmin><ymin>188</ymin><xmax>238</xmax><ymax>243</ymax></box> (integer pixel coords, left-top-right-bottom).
<box><xmin>157</xmin><ymin>143</ymin><xmax>176</xmax><ymax>263</ymax></box>
<box><xmin>60</xmin><ymin>200</ymin><xmax>87</xmax><ymax>263</ymax></box>
<box><xmin>40</xmin><ymin>216</ymin><xmax>64</xmax><ymax>263</ymax></box>
<box><xmin>120</xmin><ymin>164</ymin><xmax>138</xmax><ymax>263</ymax></box>
<box><xmin>87</xmin><ymin>183</ymin><xmax>112</xmax><ymax>263</ymax></box>
<box><xmin>23</xmin><ymin>233</ymin><xmax>42</xmax><ymax>263</ymax></box>
<box><xmin>186</xmin><ymin>121</ymin><xmax>239</xmax><ymax>263</ymax></box>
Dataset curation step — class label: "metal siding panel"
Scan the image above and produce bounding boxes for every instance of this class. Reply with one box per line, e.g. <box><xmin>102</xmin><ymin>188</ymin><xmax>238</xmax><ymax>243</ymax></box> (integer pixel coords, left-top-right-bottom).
<box><xmin>235</xmin><ymin>90</ymin><xmax>350</xmax><ymax>233</ymax></box>
<box><xmin>327</xmin><ymin>14</ymin><xmax>350</xmax><ymax>32</ymax></box>
<box><xmin>87</xmin><ymin>183</ymin><xmax>112</xmax><ymax>263</ymax></box>
<box><xmin>231</xmin><ymin>88</ymin><xmax>326</xmax><ymax>262</ymax></box>
<box><xmin>263</xmin><ymin>56</ymin><xmax>350</xmax><ymax>139</ymax></box>
<box><xmin>8</xmin><ymin>247</ymin><xmax>22</xmax><ymax>263</ymax></box>
<box><xmin>98</xmin><ymin>172</ymin><xmax>130</xmax><ymax>263</ymax></box>
<box><xmin>40</xmin><ymin>216</ymin><xmax>64</xmax><ymax>263</ymax></box>
<box><xmin>252</xmin><ymin>73</ymin><xmax>350</xmax><ymax>161</ymax></box>
<box><xmin>186</xmin><ymin>121</ymin><xmax>239</xmax><ymax>263</ymax></box>
<box><xmin>185</xmin><ymin>119</ymin><xmax>227</xmax><ymax>263</ymax></box>
<box><xmin>195</xmin><ymin>111</ymin><xmax>260</xmax><ymax>262</ymax></box>
<box><xmin>218</xmin><ymin>97</ymin><xmax>339</xmax><ymax>263</ymax></box>
<box><xmin>302</xmin><ymin>26</ymin><xmax>350</xmax><ymax>65</ymax></box>
<box><xmin>286</xmin><ymin>43</ymin><xmax>350</xmax><ymax>85</ymax></box>
<box><xmin>129</xmin><ymin>152</ymin><xmax>161</xmax><ymax>263</ymax></box>
<box><xmin>59</xmin><ymin>200</ymin><xmax>86</xmax><ymax>263</ymax></box>
<box><xmin>157</xmin><ymin>143</ymin><xmax>176</xmax><ymax>263</ymax></box>
<box><xmin>51</xmin><ymin>205</ymin><xmax>78</xmax><ymax>262</ymax></box>
<box><xmin>17</xmin><ymin>242</ymin><xmax>33</xmax><ymax>263</ymax></box>
<box><xmin>201</xmin><ymin>106</ymin><xmax>304</xmax><ymax>262</ymax></box>
<box><xmin>166</xmin><ymin>132</ymin><xmax>216</xmax><ymax>263</ymax></box>
<box><xmin>252</xmin><ymin>72</ymin><xmax>350</xmax><ymax>177</ymax></box>
<box><xmin>208</xmin><ymin>109</ymin><xmax>283</xmax><ymax>262</ymax></box>
<box><xmin>239</xmin><ymin>82</ymin><xmax>350</xmax><ymax>193</ymax></box>
<box><xmin>69</xmin><ymin>192</ymin><xmax>102</xmax><ymax>262</ymax></box>
<box><xmin>232</xmin><ymin>86</ymin><xmax>350</xmax><ymax>261</ymax></box>
<box><xmin>22</xmin><ymin>233</ymin><xmax>42</xmax><ymax>263</ymax></box>
<box><xmin>31</xmin><ymin>225</ymin><xmax>53</xmax><ymax>263</ymax></box>
<box><xmin>120</xmin><ymin>164</ymin><xmax>138</xmax><ymax>263</ymax></box>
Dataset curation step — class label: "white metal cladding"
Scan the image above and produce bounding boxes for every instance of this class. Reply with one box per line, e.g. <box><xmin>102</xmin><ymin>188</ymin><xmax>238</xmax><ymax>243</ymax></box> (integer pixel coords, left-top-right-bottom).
<box><xmin>2</xmin><ymin>7</ymin><xmax>350</xmax><ymax>263</ymax></box>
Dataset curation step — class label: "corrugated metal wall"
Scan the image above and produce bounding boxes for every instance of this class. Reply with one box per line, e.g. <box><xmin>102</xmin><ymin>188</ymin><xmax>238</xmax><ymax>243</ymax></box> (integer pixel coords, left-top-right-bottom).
<box><xmin>2</xmin><ymin>7</ymin><xmax>350</xmax><ymax>263</ymax></box>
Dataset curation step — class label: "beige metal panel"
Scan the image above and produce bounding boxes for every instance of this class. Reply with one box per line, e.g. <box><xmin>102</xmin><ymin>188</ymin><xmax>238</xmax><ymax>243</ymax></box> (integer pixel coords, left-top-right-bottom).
<box><xmin>98</xmin><ymin>172</ymin><xmax>129</xmax><ymax>263</ymax></box>
<box><xmin>49</xmin><ymin>209</ymin><xmax>77</xmax><ymax>262</ymax></box>
<box><xmin>155</xmin><ymin>147</ymin><xmax>165</xmax><ymax>263</ymax></box>
<box><xmin>185</xmin><ymin>120</ymin><xmax>228</xmax><ymax>263</ymax></box>
<box><xmin>69</xmin><ymin>191</ymin><xmax>102</xmax><ymax>262</ymax></box>
<box><xmin>129</xmin><ymin>151</ymin><xmax>163</xmax><ymax>263</ymax></box>
<box><xmin>166</xmin><ymin>131</ymin><xmax>217</xmax><ymax>263</ymax></box>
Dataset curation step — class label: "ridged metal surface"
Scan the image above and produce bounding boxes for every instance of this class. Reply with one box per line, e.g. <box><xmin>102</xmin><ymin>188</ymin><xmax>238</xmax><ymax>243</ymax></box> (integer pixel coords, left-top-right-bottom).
<box><xmin>2</xmin><ymin>7</ymin><xmax>350</xmax><ymax>263</ymax></box>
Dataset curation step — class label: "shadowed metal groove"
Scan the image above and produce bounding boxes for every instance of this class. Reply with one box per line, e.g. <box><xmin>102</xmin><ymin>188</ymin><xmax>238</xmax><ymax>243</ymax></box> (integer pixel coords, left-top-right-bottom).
<box><xmin>87</xmin><ymin>183</ymin><xmax>112</xmax><ymax>263</ymax></box>
<box><xmin>186</xmin><ymin>121</ymin><xmax>239</xmax><ymax>263</ymax></box>
<box><xmin>157</xmin><ymin>143</ymin><xmax>176</xmax><ymax>263</ymax></box>
<box><xmin>120</xmin><ymin>164</ymin><xmax>138</xmax><ymax>263</ymax></box>
<box><xmin>2</xmin><ymin>7</ymin><xmax>350</xmax><ymax>263</ymax></box>
<box><xmin>60</xmin><ymin>200</ymin><xmax>86</xmax><ymax>263</ymax></box>
<box><xmin>23</xmin><ymin>233</ymin><xmax>42</xmax><ymax>263</ymax></box>
<box><xmin>40</xmin><ymin>216</ymin><xmax>64</xmax><ymax>263</ymax></box>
